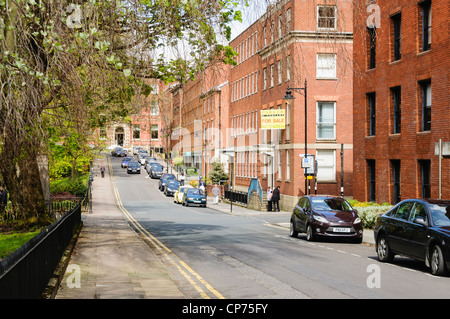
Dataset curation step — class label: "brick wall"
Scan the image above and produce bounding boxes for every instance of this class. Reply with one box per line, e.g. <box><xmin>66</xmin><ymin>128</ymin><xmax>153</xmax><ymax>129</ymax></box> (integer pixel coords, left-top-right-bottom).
<box><xmin>353</xmin><ymin>0</ymin><xmax>449</xmax><ymax>203</ymax></box>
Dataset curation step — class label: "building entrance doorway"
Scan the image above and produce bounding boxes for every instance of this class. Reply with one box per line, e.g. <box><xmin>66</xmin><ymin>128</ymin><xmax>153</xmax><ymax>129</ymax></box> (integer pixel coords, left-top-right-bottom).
<box><xmin>115</xmin><ymin>127</ymin><xmax>124</xmax><ymax>146</ymax></box>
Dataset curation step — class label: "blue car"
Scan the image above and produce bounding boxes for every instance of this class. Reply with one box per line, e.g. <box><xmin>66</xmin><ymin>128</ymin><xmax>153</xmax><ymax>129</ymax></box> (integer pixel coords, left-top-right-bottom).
<box><xmin>182</xmin><ymin>188</ymin><xmax>207</xmax><ymax>207</ymax></box>
<box><xmin>164</xmin><ymin>180</ymin><xmax>181</xmax><ymax>197</ymax></box>
<box><xmin>121</xmin><ymin>157</ymin><xmax>133</xmax><ymax>168</ymax></box>
<box><xmin>158</xmin><ymin>173</ymin><xmax>175</xmax><ymax>191</ymax></box>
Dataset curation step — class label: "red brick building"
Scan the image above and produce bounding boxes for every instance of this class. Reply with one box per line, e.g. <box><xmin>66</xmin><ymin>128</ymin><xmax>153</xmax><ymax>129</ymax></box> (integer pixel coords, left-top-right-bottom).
<box><xmin>353</xmin><ymin>0</ymin><xmax>449</xmax><ymax>204</ymax></box>
<box><xmin>230</xmin><ymin>0</ymin><xmax>354</xmax><ymax>210</ymax></box>
<box><xmin>97</xmin><ymin>81</ymin><xmax>165</xmax><ymax>154</ymax></box>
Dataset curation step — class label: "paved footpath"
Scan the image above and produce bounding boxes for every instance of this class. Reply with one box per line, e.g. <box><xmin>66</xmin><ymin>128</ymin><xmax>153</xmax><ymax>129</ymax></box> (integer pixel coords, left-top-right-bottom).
<box><xmin>55</xmin><ymin>158</ymin><xmax>185</xmax><ymax>299</ymax></box>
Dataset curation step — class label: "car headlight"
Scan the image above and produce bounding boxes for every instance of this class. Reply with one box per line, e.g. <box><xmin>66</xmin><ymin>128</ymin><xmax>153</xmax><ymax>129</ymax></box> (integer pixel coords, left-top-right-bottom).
<box><xmin>353</xmin><ymin>217</ymin><xmax>361</xmax><ymax>224</ymax></box>
<box><xmin>313</xmin><ymin>215</ymin><xmax>328</xmax><ymax>224</ymax></box>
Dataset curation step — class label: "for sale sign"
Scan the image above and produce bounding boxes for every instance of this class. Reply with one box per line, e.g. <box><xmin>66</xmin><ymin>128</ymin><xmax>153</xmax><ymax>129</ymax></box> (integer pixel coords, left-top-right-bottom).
<box><xmin>260</xmin><ymin>109</ymin><xmax>285</xmax><ymax>129</ymax></box>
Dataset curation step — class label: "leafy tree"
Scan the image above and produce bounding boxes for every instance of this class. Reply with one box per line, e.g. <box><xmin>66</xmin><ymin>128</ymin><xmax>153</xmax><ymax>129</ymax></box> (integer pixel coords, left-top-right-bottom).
<box><xmin>208</xmin><ymin>161</ymin><xmax>228</xmax><ymax>184</ymax></box>
<box><xmin>0</xmin><ymin>0</ymin><xmax>245</xmax><ymax>225</ymax></box>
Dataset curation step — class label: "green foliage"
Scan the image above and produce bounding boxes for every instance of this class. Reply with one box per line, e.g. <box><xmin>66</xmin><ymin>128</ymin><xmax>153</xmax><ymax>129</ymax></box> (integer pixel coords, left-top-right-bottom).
<box><xmin>349</xmin><ymin>200</ymin><xmax>393</xmax><ymax>229</ymax></box>
<box><xmin>50</xmin><ymin>175</ymin><xmax>89</xmax><ymax>197</ymax></box>
<box><xmin>208</xmin><ymin>161</ymin><xmax>228</xmax><ymax>184</ymax></box>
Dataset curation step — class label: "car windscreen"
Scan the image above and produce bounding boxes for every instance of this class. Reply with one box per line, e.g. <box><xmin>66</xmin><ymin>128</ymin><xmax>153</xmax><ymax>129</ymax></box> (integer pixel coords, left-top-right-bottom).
<box><xmin>311</xmin><ymin>198</ymin><xmax>353</xmax><ymax>212</ymax></box>
<box><xmin>153</xmin><ymin>166</ymin><xmax>163</xmax><ymax>171</ymax></box>
<box><xmin>430</xmin><ymin>203</ymin><xmax>450</xmax><ymax>226</ymax></box>
<box><xmin>123</xmin><ymin>157</ymin><xmax>132</xmax><ymax>161</ymax></box>
<box><xmin>128</xmin><ymin>162</ymin><xmax>139</xmax><ymax>167</ymax></box>
<box><xmin>187</xmin><ymin>189</ymin><xmax>204</xmax><ymax>195</ymax></box>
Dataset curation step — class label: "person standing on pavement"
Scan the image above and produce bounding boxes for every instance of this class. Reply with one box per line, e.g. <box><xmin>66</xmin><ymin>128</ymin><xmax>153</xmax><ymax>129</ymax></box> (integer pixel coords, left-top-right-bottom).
<box><xmin>180</xmin><ymin>172</ymin><xmax>186</xmax><ymax>186</ymax></box>
<box><xmin>272</xmin><ymin>186</ymin><xmax>280</xmax><ymax>211</ymax></box>
<box><xmin>212</xmin><ymin>184</ymin><xmax>220</xmax><ymax>205</ymax></box>
<box><xmin>199</xmin><ymin>177</ymin><xmax>206</xmax><ymax>193</ymax></box>
<box><xmin>267</xmin><ymin>187</ymin><xmax>272</xmax><ymax>212</ymax></box>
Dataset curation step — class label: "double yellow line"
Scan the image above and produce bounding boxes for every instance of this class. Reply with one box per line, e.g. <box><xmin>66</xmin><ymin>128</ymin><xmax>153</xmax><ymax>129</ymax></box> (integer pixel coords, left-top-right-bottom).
<box><xmin>107</xmin><ymin>156</ymin><xmax>224</xmax><ymax>299</ymax></box>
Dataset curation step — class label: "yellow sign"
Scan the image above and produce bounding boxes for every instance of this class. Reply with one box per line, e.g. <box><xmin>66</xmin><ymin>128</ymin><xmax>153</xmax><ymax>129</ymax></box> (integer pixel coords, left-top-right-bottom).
<box><xmin>261</xmin><ymin>109</ymin><xmax>285</xmax><ymax>129</ymax></box>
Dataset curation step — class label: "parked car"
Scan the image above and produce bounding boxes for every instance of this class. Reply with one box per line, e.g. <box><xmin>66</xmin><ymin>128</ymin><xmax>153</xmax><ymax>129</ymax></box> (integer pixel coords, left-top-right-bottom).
<box><xmin>121</xmin><ymin>157</ymin><xmax>133</xmax><ymax>168</ymax></box>
<box><xmin>158</xmin><ymin>173</ymin><xmax>175</xmax><ymax>191</ymax></box>
<box><xmin>174</xmin><ymin>185</ymin><xmax>193</xmax><ymax>204</ymax></box>
<box><xmin>164</xmin><ymin>180</ymin><xmax>181</xmax><ymax>197</ymax></box>
<box><xmin>145</xmin><ymin>157</ymin><xmax>157</xmax><ymax>165</ymax></box>
<box><xmin>149</xmin><ymin>165</ymin><xmax>163</xmax><ymax>179</ymax></box>
<box><xmin>146</xmin><ymin>162</ymin><xmax>162</xmax><ymax>174</ymax></box>
<box><xmin>127</xmin><ymin>161</ymin><xmax>141</xmax><ymax>174</ymax></box>
<box><xmin>182</xmin><ymin>188</ymin><xmax>207</xmax><ymax>207</ymax></box>
<box><xmin>374</xmin><ymin>199</ymin><xmax>450</xmax><ymax>276</ymax></box>
<box><xmin>111</xmin><ymin>147</ymin><xmax>126</xmax><ymax>157</ymax></box>
<box><xmin>139</xmin><ymin>154</ymin><xmax>149</xmax><ymax>165</ymax></box>
<box><xmin>289</xmin><ymin>195</ymin><xmax>363</xmax><ymax>243</ymax></box>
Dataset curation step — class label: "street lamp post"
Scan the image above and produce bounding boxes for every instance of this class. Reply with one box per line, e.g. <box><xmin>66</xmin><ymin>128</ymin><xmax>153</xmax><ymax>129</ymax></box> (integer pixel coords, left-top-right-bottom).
<box><xmin>283</xmin><ymin>79</ymin><xmax>309</xmax><ymax>195</ymax></box>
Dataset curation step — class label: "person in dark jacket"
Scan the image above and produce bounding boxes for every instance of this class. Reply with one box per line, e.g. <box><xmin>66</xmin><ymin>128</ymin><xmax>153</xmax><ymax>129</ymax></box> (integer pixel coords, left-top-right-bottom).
<box><xmin>272</xmin><ymin>186</ymin><xmax>280</xmax><ymax>211</ymax></box>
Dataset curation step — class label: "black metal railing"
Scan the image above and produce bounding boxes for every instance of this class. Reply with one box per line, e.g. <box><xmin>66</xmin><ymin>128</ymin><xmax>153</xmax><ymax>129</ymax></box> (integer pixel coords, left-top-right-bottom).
<box><xmin>224</xmin><ymin>190</ymin><xmax>248</xmax><ymax>205</ymax></box>
<box><xmin>0</xmin><ymin>171</ymin><xmax>92</xmax><ymax>299</ymax></box>
<box><xmin>0</xmin><ymin>204</ymin><xmax>81</xmax><ymax>299</ymax></box>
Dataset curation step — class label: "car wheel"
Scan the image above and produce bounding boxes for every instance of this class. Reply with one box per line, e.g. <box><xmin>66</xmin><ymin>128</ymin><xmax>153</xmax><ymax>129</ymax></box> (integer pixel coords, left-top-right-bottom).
<box><xmin>377</xmin><ymin>234</ymin><xmax>394</xmax><ymax>262</ymax></box>
<box><xmin>289</xmin><ymin>220</ymin><xmax>298</xmax><ymax>238</ymax></box>
<box><xmin>306</xmin><ymin>224</ymin><xmax>315</xmax><ymax>241</ymax></box>
<box><xmin>430</xmin><ymin>245</ymin><xmax>447</xmax><ymax>276</ymax></box>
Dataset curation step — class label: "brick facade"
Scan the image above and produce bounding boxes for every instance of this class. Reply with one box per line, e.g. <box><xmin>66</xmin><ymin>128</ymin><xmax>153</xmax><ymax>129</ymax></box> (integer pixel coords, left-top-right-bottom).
<box><xmin>229</xmin><ymin>0</ymin><xmax>354</xmax><ymax>210</ymax></box>
<box><xmin>353</xmin><ymin>0</ymin><xmax>449</xmax><ymax>203</ymax></box>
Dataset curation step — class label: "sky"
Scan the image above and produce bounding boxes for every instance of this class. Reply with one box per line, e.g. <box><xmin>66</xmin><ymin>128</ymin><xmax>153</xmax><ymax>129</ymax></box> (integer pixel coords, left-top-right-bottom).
<box><xmin>229</xmin><ymin>0</ymin><xmax>270</xmax><ymax>41</ymax></box>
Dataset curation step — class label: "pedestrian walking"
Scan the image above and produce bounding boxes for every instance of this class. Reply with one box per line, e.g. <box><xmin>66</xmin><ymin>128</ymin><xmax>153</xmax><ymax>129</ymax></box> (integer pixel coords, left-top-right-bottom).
<box><xmin>212</xmin><ymin>184</ymin><xmax>220</xmax><ymax>205</ymax></box>
<box><xmin>272</xmin><ymin>186</ymin><xmax>280</xmax><ymax>211</ymax></box>
<box><xmin>180</xmin><ymin>172</ymin><xmax>186</xmax><ymax>186</ymax></box>
<box><xmin>267</xmin><ymin>187</ymin><xmax>272</xmax><ymax>212</ymax></box>
<box><xmin>100</xmin><ymin>165</ymin><xmax>106</xmax><ymax>178</ymax></box>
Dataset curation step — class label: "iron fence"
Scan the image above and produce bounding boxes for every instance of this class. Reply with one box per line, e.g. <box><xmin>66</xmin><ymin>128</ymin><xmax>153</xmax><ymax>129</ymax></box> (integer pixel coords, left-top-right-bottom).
<box><xmin>0</xmin><ymin>204</ymin><xmax>81</xmax><ymax>298</ymax></box>
<box><xmin>224</xmin><ymin>190</ymin><xmax>248</xmax><ymax>205</ymax></box>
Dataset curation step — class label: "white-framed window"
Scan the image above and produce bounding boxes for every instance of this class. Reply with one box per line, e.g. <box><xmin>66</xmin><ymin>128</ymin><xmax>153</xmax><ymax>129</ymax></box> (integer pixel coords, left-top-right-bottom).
<box><xmin>151</xmin><ymin>124</ymin><xmax>159</xmax><ymax>140</ymax></box>
<box><xmin>278</xmin><ymin>150</ymin><xmax>282</xmax><ymax>180</ymax></box>
<box><xmin>263</xmin><ymin>68</ymin><xmax>267</xmax><ymax>90</ymax></box>
<box><xmin>317</xmin><ymin>5</ymin><xmax>337</xmax><ymax>29</ymax></box>
<box><xmin>316</xmin><ymin>149</ymin><xmax>336</xmax><ymax>182</ymax></box>
<box><xmin>278</xmin><ymin>15</ymin><xmax>282</xmax><ymax>38</ymax></box>
<box><xmin>277</xmin><ymin>60</ymin><xmax>282</xmax><ymax>84</ymax></box>
<box><xmin>317</xmin><ymin>101</ymin><xmax>336</xmax><ymax>140</ymax></box>
<box><xmin>133</xmin><ymin>124</ymin><xmax>140</xmax><ymax>140</ymax></box>
<box><xmin>99</xmin><ymin>127</ymin><xmax>107</xmax><ymax>140</ymax></box>
<box><xmin>316</xmin><ymin>53</ymin><xmax>337</xmax><ymax>79</ymax></box>
<box><xmin>270</xmin><ymin>64</ymin><xmax>274</xmax><ymax>87</ymax></box>
<box><xmin>286</xmin><ymin>55</ymin><xmax>291</xmax><ymax>81</ymax></box>
<box><xmin>150</xmin><ymin>101</ymin><xmax>159</xmax><ymax>115</ymax></box>
<box><xmin>286</xmin><ymin>8</ymin><xmax>291</xmax><ymax>32</ymax></box>
<box><xmin>271</xmin><ymin>20</ymin><xmax>274</xmax><ymax>43</ymax></box>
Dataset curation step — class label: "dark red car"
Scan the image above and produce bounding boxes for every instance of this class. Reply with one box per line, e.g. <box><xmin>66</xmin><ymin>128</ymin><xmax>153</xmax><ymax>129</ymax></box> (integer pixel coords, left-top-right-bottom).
<box><xmin>290</xmin><ymin>195</ymin><xmax>363</xmax><ymax>243</ymax></box>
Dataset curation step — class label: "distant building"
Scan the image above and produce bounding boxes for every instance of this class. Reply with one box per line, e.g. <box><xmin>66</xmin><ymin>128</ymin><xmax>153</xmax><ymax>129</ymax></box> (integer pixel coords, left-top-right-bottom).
<box><xmin>353</xmin><ymin>0</ymin><xmax>449</xmax><ymax>203</ymax></box>
<box><xmin>96</xmin><ymin>81</ymin><xmax>164</xmax><ymax>155</ymax></box>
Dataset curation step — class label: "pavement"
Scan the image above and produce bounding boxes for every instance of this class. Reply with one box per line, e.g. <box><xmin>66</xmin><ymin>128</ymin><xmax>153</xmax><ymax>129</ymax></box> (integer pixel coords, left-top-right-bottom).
<box><xmin>54</xmin><ymin>157</ymin><xmax>375</xmax><ymax>299</ymax></box>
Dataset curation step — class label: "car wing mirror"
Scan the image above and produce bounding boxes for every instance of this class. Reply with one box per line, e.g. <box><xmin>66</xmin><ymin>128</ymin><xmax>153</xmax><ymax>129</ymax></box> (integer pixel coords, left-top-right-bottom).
<box><xmin>413</xmin><ymin>217</ymin><xmax>428</xmax><ymax>227</ymax></box>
